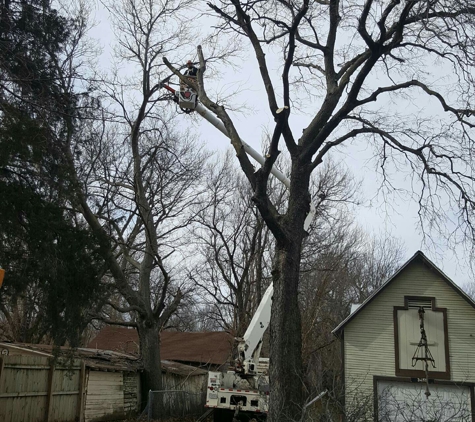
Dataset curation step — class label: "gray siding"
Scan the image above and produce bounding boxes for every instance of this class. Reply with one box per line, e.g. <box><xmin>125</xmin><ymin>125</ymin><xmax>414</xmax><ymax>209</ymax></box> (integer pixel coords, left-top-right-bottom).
<box><xmin>161</xmin><ymin>372</ymin><xmax>207</xmax><ymax>417</ymax></box>
<box><xmin>123</xmin><ymin>372</ymin><xmax>140</xmax><ymax>414</ymax></box>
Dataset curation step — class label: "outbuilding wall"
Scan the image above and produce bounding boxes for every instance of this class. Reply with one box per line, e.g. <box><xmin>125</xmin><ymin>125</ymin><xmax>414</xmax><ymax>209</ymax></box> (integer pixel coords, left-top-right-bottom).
<box><xmin>0</xmin><ymin>345</ymin><xmax>141</xmax><ymax>422</ymax></box>
<box><xmin>84</xmin><ymin>370</ymin><xmax>141</xmax><ymax>422</ymax></box>
<box><xmin>85</xmin><ymin>371</ymin><xmax>124</xmax><ymax>422</ymax></box>
<box><xmin>124</xmin><ymin>371</ymin><xmax>140</xmax><ymax>414</ymax></box>
<box><xmin>158</xmin><ymin>369</ymin><xmax>207</xmax><ymax>417</ymax></box>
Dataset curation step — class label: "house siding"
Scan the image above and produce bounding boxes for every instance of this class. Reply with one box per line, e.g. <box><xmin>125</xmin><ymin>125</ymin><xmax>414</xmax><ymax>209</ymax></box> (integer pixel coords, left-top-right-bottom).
<box><xmin>344</xmin><ymin>260</ymin><xmax>475</xmax><ymax>414</ymax></box>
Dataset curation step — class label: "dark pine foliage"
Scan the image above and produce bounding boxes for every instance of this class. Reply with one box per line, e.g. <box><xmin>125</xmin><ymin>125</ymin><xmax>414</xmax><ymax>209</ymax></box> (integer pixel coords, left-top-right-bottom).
<box><xmin>0</xmin><ymin>0</ymin><xmax>105</xmax><ymax>346</ymax></box>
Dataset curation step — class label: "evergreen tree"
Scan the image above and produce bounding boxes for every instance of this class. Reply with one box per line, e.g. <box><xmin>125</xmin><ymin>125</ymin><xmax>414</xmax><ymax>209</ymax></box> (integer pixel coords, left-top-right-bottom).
<box><xmin>0</xmin><ymin>0</ymin><xmax>104</xmax><ymax>346</ymax></box>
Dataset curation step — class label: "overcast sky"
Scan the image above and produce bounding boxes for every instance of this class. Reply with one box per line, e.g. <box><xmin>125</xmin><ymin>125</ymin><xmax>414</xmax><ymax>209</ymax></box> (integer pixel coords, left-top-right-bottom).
<box><xmin>86</xmin><ymin>0</ymin><xmax>473</xmax><ymax>288</ymax></box>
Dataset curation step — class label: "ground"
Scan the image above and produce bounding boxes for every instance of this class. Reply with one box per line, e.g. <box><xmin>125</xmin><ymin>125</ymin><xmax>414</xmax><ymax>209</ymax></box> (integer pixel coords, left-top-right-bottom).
<box><xmin>129</xmin><ymin>415</ymin><xmax>213</xmax><ymax>422</ymax></box>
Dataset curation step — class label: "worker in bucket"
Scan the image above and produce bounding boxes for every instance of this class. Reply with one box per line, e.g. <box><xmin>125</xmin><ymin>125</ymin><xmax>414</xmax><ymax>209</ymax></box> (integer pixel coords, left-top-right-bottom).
<box><xmin>184</xmin><ymin>60</ymin><xmax>198</xmax><ymax>77</ymax></box>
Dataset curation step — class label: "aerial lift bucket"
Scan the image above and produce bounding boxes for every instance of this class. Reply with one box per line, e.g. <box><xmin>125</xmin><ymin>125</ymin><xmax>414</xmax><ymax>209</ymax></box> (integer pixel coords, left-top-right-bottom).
<box><xmin>178</xmin><ymin>76</ymin><xmax>197</xmax><ymax>112</ymax></box>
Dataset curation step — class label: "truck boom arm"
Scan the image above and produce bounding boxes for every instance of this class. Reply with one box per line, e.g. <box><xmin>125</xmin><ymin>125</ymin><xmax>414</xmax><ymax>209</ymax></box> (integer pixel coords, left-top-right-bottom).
<box><xmin>195</xmin><ymin>101</ymin><xmax>316</xmax><ymax>231</ymax></box>
<box><xmin>236</xmin><ymin>283</ymin><xmax>273</xmax><ymax>375</ymax></box>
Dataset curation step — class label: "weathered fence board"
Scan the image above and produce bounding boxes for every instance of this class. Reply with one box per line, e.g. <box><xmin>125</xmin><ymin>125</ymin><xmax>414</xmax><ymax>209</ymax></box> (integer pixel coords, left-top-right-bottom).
<box><xmin>0</xmin><ymin>356</ymin><xmax>81</xmax><ymax>422</ymax></box>
<box><xmin>0</xmin><ymin>345</ymin><xmax>141</xmax><ymax>422</ymax></box>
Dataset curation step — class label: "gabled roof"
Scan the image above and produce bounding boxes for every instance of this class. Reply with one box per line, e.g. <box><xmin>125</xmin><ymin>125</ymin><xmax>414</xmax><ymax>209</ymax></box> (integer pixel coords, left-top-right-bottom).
<box><xmin>332</xmin><ymin>250</ymin><xmax>475</xmax><ymax>336</ymax></box>
<box><xmin>87</xmin><ymin>326</ymin><xmax>233</xmax><ymax>366</ymax></box>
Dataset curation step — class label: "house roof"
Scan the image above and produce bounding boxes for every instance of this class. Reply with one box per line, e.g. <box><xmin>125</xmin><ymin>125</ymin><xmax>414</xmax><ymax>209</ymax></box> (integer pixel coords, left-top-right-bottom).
<box><xmin>88</xmin><ymin>326</ymin><xmax>234</xmax><ymax>366</ymax></box>
<box><xmin>332</xmin><ymin>250</ymin><xmax>475</xmax><ymax>336</ymax></box>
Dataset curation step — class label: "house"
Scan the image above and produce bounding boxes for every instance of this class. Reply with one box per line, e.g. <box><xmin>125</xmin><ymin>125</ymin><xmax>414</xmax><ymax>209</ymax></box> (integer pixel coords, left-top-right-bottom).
<box><xmin>88</xmin><ymin>327</ymin><xmax>234</xmax><ymax>369</ymax></box>
<box><xmin>333</xmin><ymin>251</ymin><xmax>475</xmax><ymax>421</ymax></box>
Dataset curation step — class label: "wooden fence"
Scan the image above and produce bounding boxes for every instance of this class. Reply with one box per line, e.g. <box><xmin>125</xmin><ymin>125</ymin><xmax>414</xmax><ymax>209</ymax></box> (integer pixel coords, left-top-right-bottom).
<box><xmin>0</xmin><ymin>355</ymin><xmax>86</xmax><ymax>422</ymax></box>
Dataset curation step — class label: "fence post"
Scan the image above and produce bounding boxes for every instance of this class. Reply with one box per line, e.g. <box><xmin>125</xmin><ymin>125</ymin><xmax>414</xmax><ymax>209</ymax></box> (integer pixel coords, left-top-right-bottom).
<box><xmin>148</xmin><ymin>390</ymin><xmax>152</xmax><ymax>421</ymax></box>
<box><xmin>77</xmin><ymin>361</ymin><xmax>86</xmax><ymax>422</ymax></box>
<box><xmin>45</xmin><ymin>362</ymin><xmax>55</xmax><ymax>422</ymax></box>
<box><xmin>0</xmin><ymin>357</ymin><xmax>4</xmax><ymax>394</ymax></box>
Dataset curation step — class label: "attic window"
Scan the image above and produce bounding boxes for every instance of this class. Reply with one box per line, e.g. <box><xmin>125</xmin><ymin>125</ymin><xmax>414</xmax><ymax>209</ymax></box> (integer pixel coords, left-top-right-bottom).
<box><xmin>407</xmin><ymin>298</ymin><xmax>432</xmax><ymax>309</ymax></box>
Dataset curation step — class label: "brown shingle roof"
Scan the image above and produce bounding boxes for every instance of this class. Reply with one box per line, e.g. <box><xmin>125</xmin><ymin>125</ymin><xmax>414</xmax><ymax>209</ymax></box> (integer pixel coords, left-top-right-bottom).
<box><xmin>87</xmin><ymin>326</ymin><xmax>233</xmax><ymax>366</ymax></box>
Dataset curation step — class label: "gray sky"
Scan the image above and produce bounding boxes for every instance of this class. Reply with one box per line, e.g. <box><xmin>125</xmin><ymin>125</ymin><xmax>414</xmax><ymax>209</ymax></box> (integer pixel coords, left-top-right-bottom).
<box><xmin>87</xmin><ymin>0</ymin><xmax>473</xmax><ymax>287</ymax></box>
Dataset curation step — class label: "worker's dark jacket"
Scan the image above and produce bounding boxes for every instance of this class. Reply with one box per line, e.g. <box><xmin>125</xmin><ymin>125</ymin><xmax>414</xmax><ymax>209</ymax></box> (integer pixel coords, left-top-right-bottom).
<box><xmin>184</xmin><ymin>67</ymin><xmax>198</xmax><ymax>77</ymax></box>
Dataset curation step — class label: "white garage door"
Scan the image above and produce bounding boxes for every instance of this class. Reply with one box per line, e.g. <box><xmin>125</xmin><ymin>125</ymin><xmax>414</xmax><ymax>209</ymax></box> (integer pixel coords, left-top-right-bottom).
<box><xmin>377</xmin><ymin>380</ymin><xmax>472</xmax><ymax>422</ymax></box>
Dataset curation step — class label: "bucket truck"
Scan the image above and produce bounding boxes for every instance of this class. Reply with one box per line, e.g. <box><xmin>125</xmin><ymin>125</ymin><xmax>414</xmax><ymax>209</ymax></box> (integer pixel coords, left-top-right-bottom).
<box><xmin>160</xmin><ymin>78</ymin><xmax>316</xmax><ymax>421</ymax></box>
<box><xmin>206</xmin><ymin>283</ymin><xmax>273</xmax><ymax>421</ymax></box>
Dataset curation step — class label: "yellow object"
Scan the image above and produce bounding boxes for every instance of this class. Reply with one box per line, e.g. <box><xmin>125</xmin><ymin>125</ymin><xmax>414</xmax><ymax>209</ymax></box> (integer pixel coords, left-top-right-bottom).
<box><xmin>0</xmin><ymin>269</ymin><xmax>4</xmax><ymax>288</ymax></box>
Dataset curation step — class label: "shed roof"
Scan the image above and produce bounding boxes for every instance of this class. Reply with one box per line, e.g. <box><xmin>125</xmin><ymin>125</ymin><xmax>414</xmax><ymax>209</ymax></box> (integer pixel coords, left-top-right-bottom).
<box><xmin>0</xmin><ymin>342</ymin><xmax>141</xmax><ymax>371</ymax></box>
<box><xmin>88</xmin><ymin>327</ymin><xmax>233</xmax><ymax>366</ymax></box>
<box><xmin>0</xmin><ymin>342</ymin><xmax>207</xmax><ymax>375</ymax></box>
<box><xmin>332</xmin><ymin>250</ymin><xmax>475</xmax><ymax>336</ymax></box>
<box><xmin>161</xmin><ymin>360</ymin><xmax>207</xmax><ymax>376</ymax></box>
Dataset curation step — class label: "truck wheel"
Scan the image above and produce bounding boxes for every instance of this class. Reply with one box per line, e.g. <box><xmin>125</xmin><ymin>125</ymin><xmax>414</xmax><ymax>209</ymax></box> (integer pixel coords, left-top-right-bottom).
<box><xmin>214</xmin><ymin>408</ymin><xmax>234</xmax><ymax>422</ymax></box>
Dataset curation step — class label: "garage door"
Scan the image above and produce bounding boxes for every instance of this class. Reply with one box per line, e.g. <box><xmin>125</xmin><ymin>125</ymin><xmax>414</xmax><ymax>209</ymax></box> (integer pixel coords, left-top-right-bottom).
<box><xmin>377</xmin><ymin>380</ymin><xmax>472</xmax><ymax>422</ymax></box>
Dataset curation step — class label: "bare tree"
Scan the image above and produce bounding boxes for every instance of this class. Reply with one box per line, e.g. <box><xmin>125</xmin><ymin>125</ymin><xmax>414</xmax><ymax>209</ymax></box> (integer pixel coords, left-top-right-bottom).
<box><xmin>60</xmin><ymin>3</ymin><xmax>217</xmax><ymax>414</ymax></box>
<box><xmin>189</xmin><ymin>152</ymin><xmax>273</xmax><ymax>338</ymax></box>
<box><xmin>164</xmin><ymin>1</ymin><xmax>475</xmax><ymax>420</ymax></box>
<box><xmin>0</xmin><ymin>282</ymin><xmax>46</xmax><ymax>343</ymax></box>
<box><xmin>1</xmin><ymin>0</ymin><xmax>211</xmax><ymax>413</ymax></box>
<box><xmin>301</xmin><ymin>233</ymin><xmax>405</xmax><ymax>417</ymax></box>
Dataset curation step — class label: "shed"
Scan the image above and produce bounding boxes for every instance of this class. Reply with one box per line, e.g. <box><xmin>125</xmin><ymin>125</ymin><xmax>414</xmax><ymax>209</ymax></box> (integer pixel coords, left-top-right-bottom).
<box><xmin>0</xmin><ymin>342</ymin><xmax>211</xmax><ymax>421</ymax></box>
<box><xmin>159</xmin><ymin>360</ymin><xmax>208</xmax><ymax>417</ymax></box>
<box><xmin>0</xmin><ymin>343</ymin><xmax>141</xmax><ymax>422</ymax></box>
<box><xmin>333</xmin><ymin>251</ymin><xmax>475</xmax><ymax>421</ymax></box>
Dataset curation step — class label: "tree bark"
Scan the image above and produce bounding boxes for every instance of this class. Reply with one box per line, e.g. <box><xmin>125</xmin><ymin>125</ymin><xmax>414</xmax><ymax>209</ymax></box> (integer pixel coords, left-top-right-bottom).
<box><xmin>269</xmin><ymin>242</ymin><xmax>304</xmax><ymax>422</ymax></box>
<box><xmin>268</xmin><ymin>162</ymin><xmax>310</xmax><ymax>422</ymax></box>
<box><xmin>137</xmin><ymin>320</ymin><xmax>162</xmax><ymax>415</ymax></box>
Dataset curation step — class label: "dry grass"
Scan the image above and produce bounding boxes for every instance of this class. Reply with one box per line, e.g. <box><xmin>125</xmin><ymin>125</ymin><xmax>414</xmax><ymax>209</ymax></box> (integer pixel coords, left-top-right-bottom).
<box><xmin>125</xmin><ymin>414</ymin><xmax>213</xmax><ymax>422</ymax></box>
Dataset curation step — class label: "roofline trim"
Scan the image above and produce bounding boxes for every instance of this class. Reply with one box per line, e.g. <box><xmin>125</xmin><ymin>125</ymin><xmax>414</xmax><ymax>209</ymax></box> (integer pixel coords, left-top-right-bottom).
<box><xmin>332</xmin><ymin>250</ymin><xmax>475</xmax><ymax>336</ymax></box>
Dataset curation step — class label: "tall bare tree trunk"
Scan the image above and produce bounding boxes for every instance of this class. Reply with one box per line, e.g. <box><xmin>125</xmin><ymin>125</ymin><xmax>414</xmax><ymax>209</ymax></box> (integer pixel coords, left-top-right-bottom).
<box><xmin>269</xmin><ymin>243</ymin><xmax>303</xmax><ymax>422</ymax></box>
<box><xmin>137</xmin><ymin>321</ymin><xmax>162</xmax><ymax>414</ymax></box>
<box><xmin>268</xmin><ymin>162</ymin><xmax>311</xmax><ymax>422</ymax></box>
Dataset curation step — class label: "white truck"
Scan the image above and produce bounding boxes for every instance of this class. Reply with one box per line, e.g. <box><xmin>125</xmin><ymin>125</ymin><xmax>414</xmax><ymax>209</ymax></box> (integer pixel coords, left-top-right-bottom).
<box><xmin>161</xmin><ymin>78</ymin><xmax>316</xmax><ymax>421</ymax></box>
<box><xmin>205</xmin><ymin>284</ymin><xmax>273</xmax><ymax>421</ymax></box>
